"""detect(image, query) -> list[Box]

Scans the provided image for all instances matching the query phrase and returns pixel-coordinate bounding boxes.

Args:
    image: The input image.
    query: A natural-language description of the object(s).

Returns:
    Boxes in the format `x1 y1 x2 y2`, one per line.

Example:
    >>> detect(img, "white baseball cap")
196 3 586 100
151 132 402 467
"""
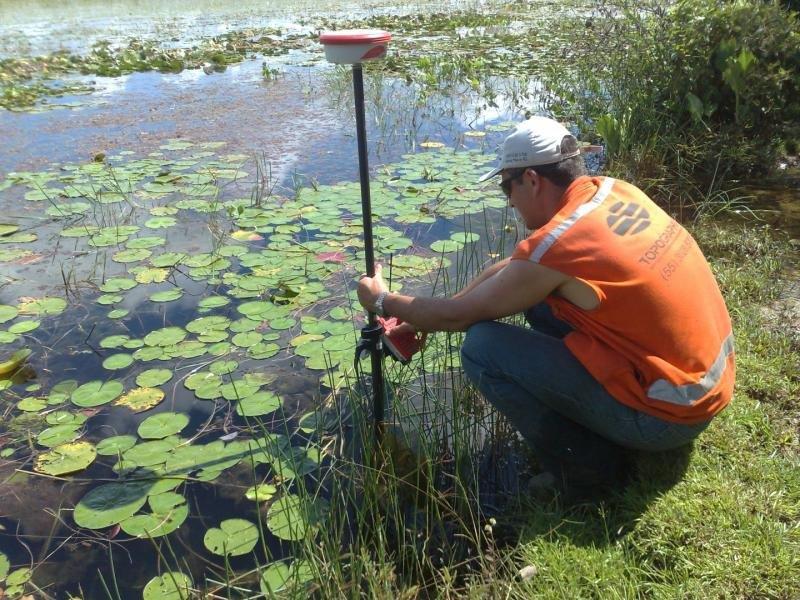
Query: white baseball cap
478 116 580 182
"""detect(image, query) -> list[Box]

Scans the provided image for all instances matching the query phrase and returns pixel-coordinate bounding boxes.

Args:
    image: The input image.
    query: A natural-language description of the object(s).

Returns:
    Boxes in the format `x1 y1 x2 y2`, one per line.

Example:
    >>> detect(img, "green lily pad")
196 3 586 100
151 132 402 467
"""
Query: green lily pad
208 360 238 375
71 380 124 407
136 369 173 387
108 308 130 319
203 518 259 556
198 296 230 310
120 502 188 538
34 440 96 476
244 483 278 502
74 480 152 529
99 278 138 293
96 435 137 456
0 224 19 237
219 380 260 401
0 551 9 582
266 494 329 541
247 342 280 360
37 424 82 448
102 353 134 370
127 236 166 249
430 239 463 253
100 335 131 349
122 439 176 467
112 248 151 263
142 572 192 600
17 296 67 316
49 379 78 404
138 412 189 439
144 327 186 347
144 216 177 229
45 411 87 426
235 391 282 417
150 289 183 303
8 320 39 334
0 305 18 324
17 397 47 412
259 560 314 595
6 567 31 586
232 331 262 348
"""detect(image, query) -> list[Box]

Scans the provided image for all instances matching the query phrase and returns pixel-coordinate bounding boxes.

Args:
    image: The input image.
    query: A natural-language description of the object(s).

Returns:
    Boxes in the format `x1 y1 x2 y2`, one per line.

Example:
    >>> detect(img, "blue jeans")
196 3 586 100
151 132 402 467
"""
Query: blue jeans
461 304 710 487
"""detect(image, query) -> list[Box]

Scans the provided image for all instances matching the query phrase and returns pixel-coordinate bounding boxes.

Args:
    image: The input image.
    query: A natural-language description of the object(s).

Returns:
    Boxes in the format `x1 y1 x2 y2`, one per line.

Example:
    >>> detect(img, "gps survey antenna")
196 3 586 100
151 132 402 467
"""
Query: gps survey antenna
319 29 392 436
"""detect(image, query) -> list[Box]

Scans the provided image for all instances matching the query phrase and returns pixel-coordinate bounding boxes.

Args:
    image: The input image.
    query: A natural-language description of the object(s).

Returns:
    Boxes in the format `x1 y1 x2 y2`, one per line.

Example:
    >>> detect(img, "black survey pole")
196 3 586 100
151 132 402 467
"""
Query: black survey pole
352 63 385 434
319 29 392 440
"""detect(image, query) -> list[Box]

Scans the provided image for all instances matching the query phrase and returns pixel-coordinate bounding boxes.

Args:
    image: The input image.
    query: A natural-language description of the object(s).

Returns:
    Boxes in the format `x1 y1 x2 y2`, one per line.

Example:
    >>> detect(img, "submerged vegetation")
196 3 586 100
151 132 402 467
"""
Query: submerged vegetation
0 0 798 598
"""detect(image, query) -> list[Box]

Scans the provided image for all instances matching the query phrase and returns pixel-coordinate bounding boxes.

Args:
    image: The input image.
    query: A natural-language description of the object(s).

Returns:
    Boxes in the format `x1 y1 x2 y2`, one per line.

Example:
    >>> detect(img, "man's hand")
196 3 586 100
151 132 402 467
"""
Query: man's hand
357 263 389 313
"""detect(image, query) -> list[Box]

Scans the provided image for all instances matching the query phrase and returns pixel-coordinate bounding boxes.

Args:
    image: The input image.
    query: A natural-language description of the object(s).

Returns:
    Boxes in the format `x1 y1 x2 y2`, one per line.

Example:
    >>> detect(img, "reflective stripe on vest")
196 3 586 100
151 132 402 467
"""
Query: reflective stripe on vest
530 177 616 263
647 333 735 406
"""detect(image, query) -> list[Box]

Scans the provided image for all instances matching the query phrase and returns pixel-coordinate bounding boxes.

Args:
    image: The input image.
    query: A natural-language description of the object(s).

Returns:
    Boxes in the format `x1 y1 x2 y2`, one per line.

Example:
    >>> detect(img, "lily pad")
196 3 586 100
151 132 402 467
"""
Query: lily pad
71 380 124 407
17 296 67 316
266 494 329 541
244 483 278 502
0 551 8 582
203 518 259 556
112 248 151 263
37 424 82 448
144 327 186 347
0 305 19 324
34 440 96 476
8 320 39 334
138 412 189 439
102 353 134 370
142 572 192 600
136 368 173 387
74 480 152 529
114 387 165 412
150 289 183 303
96 435 137 456
236 391 282 417
99 278 137 293
120 502 188 538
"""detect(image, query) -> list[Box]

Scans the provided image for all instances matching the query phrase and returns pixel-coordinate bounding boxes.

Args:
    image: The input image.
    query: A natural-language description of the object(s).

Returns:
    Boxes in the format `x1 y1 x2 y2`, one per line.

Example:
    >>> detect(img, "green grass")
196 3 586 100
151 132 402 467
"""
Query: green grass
280 220 799 599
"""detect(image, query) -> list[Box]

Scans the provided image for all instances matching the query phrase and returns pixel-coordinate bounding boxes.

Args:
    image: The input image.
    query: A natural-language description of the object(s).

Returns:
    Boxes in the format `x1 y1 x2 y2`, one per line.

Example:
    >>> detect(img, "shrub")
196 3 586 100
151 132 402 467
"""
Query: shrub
544 0 800 204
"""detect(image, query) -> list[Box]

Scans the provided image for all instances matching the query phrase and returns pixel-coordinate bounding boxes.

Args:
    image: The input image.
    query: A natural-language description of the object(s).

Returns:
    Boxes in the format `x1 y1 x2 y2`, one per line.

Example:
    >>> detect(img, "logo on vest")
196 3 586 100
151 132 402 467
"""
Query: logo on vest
607 201 651 236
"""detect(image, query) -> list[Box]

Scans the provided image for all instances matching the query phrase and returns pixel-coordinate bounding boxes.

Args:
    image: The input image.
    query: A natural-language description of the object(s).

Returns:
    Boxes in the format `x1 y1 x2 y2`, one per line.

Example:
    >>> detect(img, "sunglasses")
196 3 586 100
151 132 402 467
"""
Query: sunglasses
499 169 527 198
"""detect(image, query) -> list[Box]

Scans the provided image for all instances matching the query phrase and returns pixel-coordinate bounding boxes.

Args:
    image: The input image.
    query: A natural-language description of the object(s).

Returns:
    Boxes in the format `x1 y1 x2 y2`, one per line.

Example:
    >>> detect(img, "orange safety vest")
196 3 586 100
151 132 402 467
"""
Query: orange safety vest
512 176 735 424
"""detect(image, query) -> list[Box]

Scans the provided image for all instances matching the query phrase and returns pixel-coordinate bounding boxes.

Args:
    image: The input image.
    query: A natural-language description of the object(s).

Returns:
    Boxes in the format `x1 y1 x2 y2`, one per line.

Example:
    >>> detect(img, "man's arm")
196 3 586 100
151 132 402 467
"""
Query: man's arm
358 260 569 332
452 257 511 299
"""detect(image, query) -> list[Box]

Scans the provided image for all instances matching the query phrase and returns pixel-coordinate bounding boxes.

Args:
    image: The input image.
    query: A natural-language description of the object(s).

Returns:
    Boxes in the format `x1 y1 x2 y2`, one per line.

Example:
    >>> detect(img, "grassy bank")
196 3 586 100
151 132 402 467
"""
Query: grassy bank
253 218 799 599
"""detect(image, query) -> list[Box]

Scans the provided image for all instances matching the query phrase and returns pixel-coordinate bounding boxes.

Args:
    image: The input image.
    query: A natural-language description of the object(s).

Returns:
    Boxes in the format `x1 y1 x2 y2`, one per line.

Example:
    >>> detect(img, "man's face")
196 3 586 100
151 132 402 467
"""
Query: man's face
501 168 543 230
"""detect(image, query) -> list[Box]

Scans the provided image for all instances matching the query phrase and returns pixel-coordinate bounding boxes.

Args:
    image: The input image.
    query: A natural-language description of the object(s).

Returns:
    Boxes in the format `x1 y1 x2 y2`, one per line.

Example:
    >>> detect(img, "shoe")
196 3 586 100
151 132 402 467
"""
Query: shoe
379 316 426 364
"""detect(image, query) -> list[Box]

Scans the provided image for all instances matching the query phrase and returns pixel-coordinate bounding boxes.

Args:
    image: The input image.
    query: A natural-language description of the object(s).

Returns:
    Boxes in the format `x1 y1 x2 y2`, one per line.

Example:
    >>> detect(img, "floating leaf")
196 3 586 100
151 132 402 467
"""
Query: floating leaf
96 435 137 456
0 551 8 582
138 412 189 439
17 397 47 412
266 494 329 541
108 308 129 319
136 369 173 387
45 410 86 426
8 320 39 334
236 391 281 417
430 239 463 253
120 502 188 538
244 483 278 502
99 278 137 293
71 380 124 407
142 572 192 600
0 305 19 324
144 327 186 347
34 440 96 476
112 248 151 263
74 480 152 529
17 296 66 316
203 519 259 556
102 353 134 370
0 348 32 378
37 424 82 448
114 387 165 412
247 342 280 360
149 289 183 303
0 224 19 237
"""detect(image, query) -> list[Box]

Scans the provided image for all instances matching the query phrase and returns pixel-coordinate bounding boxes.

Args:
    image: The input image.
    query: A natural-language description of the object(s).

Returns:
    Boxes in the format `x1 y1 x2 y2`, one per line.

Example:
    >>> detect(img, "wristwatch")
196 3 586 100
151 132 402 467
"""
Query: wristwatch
374 291 389 317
